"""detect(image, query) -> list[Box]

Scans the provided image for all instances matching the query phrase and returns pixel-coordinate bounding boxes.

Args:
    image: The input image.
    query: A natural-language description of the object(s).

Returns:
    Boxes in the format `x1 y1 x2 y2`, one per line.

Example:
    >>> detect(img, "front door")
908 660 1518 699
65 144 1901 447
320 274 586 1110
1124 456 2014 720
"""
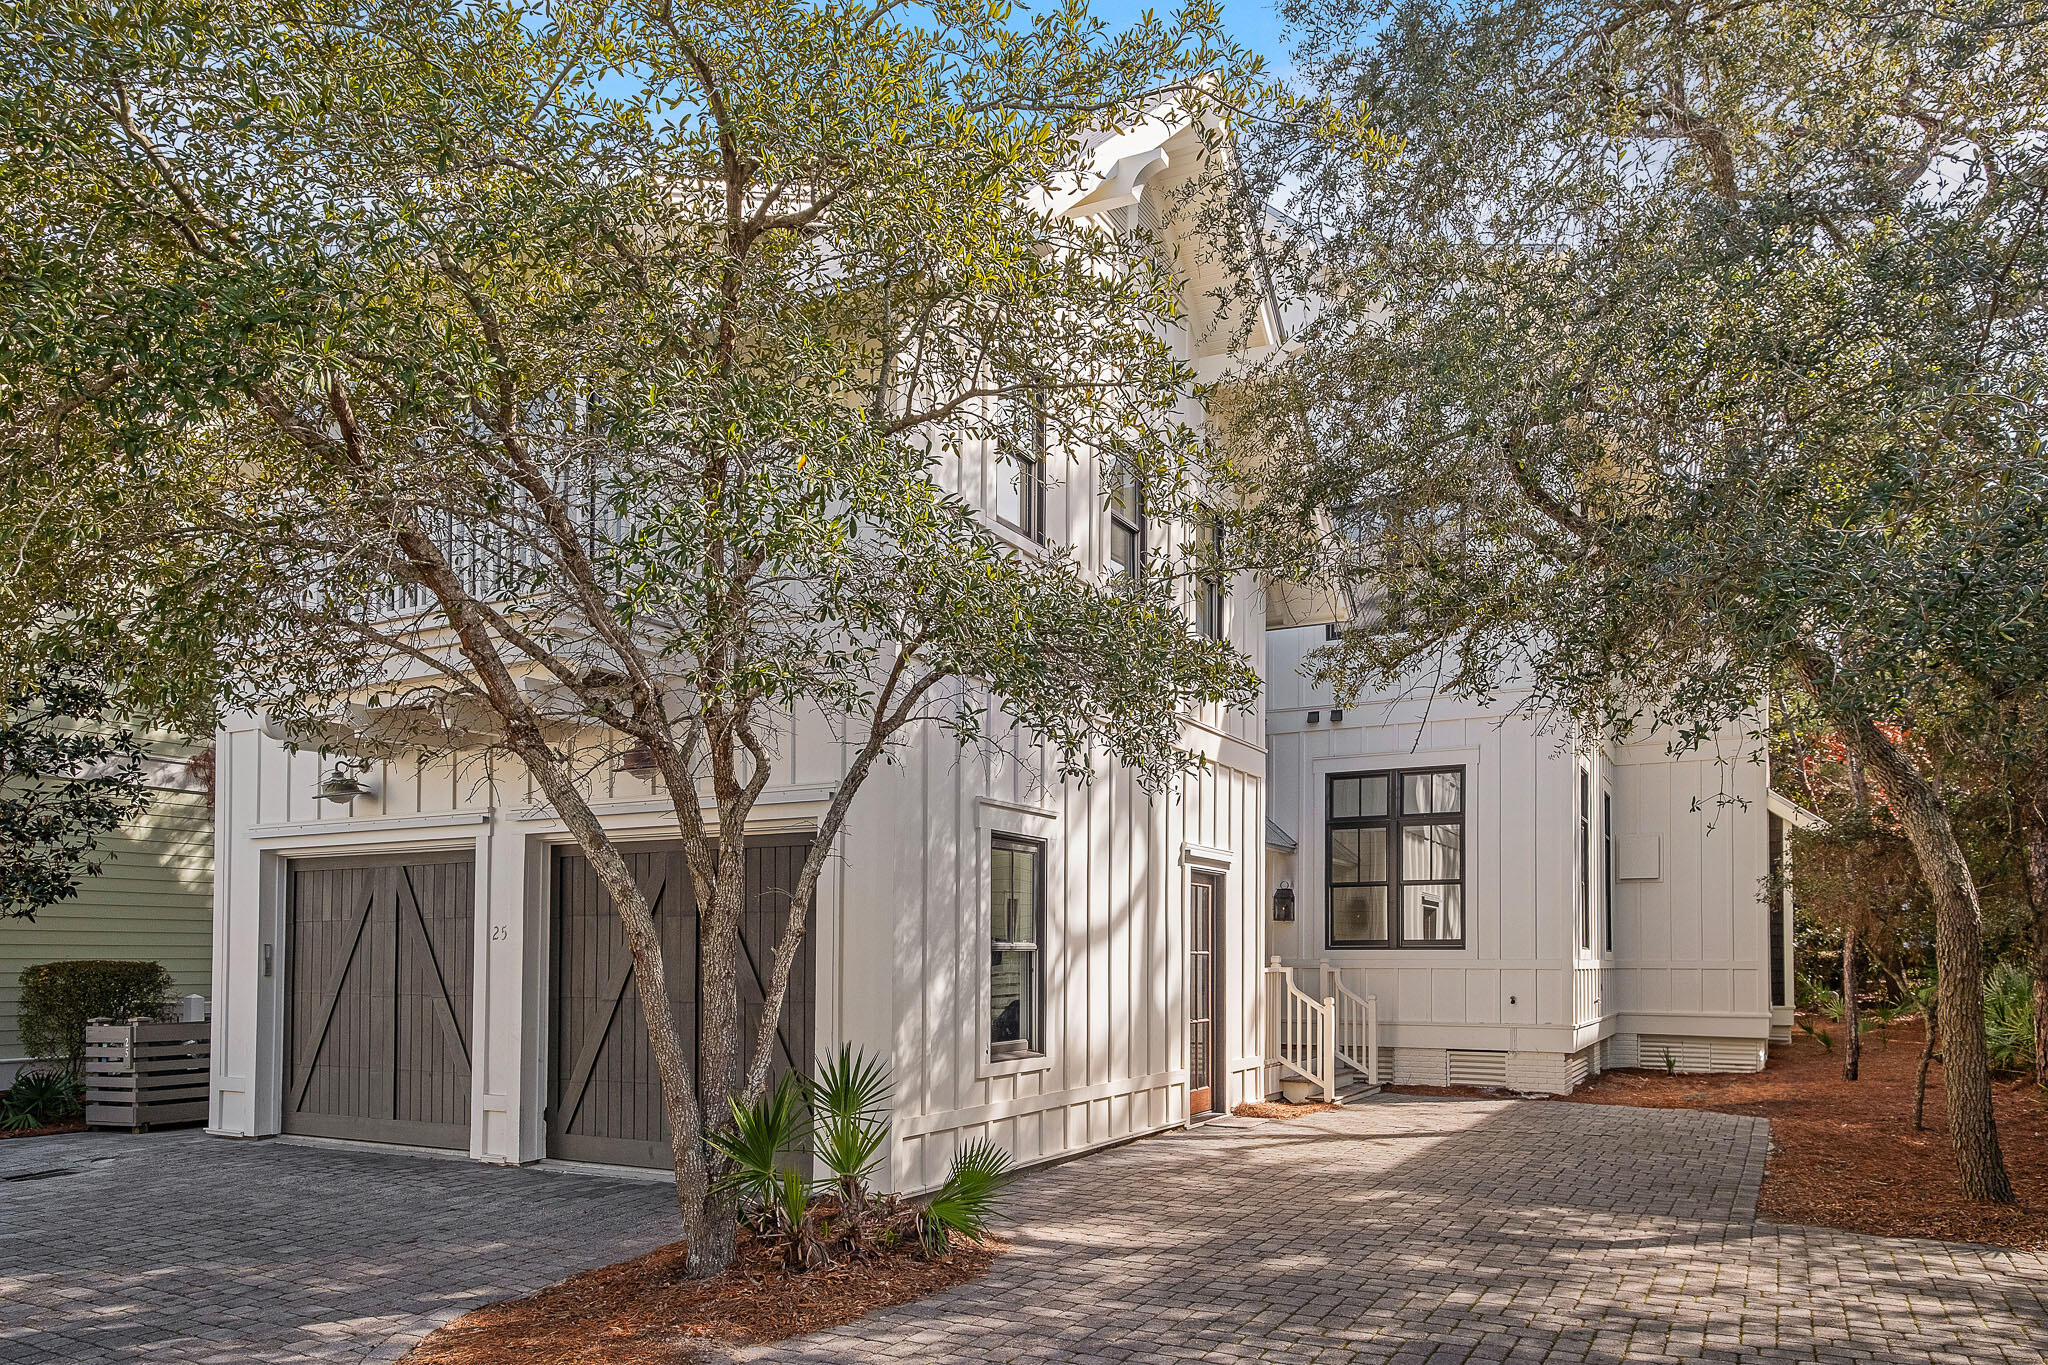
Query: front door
1189 872 1225 1116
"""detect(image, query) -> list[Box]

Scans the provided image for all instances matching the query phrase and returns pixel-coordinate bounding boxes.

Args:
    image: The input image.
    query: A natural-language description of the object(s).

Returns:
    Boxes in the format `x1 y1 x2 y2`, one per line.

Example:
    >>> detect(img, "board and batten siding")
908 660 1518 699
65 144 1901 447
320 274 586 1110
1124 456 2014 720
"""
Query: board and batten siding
1263 623 1772 1082
1 780 214 1072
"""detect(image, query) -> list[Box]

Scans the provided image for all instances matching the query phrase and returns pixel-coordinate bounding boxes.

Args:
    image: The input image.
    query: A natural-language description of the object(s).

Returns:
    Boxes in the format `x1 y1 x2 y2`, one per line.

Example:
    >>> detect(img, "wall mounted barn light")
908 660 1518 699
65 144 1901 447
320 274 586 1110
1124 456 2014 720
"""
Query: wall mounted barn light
613 744 659 774
317 759 374 804
1273 881 1296 921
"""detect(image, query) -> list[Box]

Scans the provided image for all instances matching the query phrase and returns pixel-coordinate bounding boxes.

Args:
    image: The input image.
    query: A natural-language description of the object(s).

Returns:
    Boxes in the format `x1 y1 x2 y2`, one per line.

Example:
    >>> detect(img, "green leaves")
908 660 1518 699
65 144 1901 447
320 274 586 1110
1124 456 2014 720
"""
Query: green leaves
803 1044 890 1198
706 1071 810 1207
1231 0 2048 755
918 1136 1013 1253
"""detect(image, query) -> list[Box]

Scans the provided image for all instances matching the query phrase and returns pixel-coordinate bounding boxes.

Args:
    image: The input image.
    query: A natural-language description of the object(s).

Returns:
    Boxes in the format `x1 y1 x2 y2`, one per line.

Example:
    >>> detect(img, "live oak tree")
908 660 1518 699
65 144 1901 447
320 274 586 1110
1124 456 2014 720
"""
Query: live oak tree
1224 0 2048 1200
1 0 1258 1273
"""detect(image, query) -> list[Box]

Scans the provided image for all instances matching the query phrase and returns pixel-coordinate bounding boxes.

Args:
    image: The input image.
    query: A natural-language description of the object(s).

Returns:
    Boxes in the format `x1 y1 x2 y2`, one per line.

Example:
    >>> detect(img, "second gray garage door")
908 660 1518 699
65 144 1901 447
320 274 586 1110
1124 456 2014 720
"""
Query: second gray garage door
549 837 813 1167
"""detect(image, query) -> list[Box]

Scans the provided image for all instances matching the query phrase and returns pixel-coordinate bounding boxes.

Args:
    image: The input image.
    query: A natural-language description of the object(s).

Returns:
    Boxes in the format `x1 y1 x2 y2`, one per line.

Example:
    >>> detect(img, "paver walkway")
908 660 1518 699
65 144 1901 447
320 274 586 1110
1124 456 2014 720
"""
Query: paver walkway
3 1097 2044 1363
0 1131 674 1362
752 1098 2048 1365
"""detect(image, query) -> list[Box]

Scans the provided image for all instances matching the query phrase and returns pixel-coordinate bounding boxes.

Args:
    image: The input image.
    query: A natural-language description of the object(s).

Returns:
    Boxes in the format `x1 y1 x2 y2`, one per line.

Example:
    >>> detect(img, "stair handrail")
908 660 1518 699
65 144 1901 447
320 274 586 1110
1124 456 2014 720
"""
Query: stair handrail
1265 956 1337 1101
1319 959 1380 1088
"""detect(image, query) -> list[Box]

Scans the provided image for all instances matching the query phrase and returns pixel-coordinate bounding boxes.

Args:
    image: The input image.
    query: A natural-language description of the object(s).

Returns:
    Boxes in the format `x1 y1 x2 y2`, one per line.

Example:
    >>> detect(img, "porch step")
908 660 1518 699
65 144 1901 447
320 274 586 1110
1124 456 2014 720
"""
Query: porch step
1336 1075 1383 1104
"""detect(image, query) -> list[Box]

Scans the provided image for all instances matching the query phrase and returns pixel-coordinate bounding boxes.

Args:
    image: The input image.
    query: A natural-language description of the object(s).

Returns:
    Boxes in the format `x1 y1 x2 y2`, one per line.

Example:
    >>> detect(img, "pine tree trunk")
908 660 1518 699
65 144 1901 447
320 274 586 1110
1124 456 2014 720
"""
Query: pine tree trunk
1845 726 2014 1203
1913 1012 1937 1133
1842 926 1861 1081
2023 803 2048 1091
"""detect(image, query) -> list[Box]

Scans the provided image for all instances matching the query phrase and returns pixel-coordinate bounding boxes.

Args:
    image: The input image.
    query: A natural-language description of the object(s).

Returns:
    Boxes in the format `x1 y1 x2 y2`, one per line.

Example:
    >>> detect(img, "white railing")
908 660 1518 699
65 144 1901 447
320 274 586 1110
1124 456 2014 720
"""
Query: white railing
1316 960 1380 1087
1265 957 1336 1101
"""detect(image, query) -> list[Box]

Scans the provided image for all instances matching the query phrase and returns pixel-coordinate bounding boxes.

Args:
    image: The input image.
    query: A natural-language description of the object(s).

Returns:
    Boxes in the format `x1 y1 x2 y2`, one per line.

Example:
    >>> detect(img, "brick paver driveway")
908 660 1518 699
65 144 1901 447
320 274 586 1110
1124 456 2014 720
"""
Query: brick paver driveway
0 1130 674 1363
757 1097 2048 1365
5 1098 2046 1364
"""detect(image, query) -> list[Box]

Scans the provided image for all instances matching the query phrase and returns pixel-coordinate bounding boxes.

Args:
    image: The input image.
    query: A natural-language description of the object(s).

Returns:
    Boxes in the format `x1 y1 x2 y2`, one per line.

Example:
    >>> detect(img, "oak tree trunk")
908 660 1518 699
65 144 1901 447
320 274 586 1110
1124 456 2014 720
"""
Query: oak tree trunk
524 753 716 1257
689 830 750 1279
1848 727 2015 1203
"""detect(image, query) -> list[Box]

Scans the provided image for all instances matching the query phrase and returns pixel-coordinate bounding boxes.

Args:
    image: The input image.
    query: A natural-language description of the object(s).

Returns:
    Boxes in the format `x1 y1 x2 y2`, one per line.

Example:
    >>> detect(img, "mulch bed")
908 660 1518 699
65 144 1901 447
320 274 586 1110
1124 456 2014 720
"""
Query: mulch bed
404 1229 1003 1365
1233 1100 1342 1119
1560 1016 2048 1249
0 1119 86 1141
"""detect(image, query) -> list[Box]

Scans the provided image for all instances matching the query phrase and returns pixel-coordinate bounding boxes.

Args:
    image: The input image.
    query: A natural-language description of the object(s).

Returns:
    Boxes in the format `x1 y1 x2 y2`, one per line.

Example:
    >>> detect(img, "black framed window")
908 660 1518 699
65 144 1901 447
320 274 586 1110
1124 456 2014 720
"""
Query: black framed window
990 835 1044 1058
1108 464 1144 580
993 400 1046 542
1602 789 1614 954
1577 766 1591 952
1326 767 1464 948
1196 514 1224 640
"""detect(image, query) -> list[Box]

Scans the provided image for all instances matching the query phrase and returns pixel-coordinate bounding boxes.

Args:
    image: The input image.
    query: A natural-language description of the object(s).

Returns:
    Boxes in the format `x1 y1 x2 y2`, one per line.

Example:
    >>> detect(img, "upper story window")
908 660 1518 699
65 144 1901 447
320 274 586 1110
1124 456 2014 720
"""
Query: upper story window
990 834 1044 1059
1577 765 1591 953
993 398 1045 543
1602 787 1615 954
1107 463 1144 581
1327 767 1465 949
1196 514 1224 640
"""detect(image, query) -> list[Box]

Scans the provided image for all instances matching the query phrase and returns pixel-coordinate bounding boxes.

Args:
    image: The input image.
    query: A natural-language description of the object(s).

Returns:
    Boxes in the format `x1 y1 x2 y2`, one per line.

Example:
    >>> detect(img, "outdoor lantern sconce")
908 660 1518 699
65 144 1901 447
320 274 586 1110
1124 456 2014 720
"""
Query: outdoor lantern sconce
1273 882 1295 921
316 759 374 804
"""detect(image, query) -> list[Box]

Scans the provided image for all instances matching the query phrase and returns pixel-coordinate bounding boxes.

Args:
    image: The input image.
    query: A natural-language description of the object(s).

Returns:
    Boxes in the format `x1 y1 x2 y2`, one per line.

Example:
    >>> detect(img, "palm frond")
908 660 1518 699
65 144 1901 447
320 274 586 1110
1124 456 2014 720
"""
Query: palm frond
706 1073 810 1205
805 1045 891 1191
919 1138 1014 1254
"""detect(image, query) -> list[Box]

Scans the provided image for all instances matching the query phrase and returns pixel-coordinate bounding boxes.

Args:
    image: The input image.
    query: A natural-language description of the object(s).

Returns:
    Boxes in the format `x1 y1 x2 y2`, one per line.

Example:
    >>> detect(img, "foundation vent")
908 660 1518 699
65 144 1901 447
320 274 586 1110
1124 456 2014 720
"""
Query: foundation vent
1446 1050 1509 1088
1635 1036 1766 1074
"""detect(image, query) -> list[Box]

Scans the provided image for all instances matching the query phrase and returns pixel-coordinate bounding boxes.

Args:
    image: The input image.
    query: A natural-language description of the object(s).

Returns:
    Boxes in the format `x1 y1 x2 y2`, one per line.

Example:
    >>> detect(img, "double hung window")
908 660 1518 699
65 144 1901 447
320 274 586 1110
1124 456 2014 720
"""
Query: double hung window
1108 465 1144 580
989 835 1044 1058
993 400 1046 542
1196 514 1224 640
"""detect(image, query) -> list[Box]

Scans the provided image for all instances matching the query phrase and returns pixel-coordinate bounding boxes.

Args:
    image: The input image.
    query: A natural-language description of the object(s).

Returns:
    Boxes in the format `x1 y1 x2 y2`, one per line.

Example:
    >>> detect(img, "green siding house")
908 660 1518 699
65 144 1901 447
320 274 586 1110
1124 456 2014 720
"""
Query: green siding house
1 743 215 1085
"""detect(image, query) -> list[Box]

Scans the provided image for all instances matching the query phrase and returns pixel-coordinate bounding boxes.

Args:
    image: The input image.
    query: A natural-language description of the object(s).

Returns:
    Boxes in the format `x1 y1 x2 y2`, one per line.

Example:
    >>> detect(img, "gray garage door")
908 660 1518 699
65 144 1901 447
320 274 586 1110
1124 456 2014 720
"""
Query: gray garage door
549 836 813 1167
283 854 475 1149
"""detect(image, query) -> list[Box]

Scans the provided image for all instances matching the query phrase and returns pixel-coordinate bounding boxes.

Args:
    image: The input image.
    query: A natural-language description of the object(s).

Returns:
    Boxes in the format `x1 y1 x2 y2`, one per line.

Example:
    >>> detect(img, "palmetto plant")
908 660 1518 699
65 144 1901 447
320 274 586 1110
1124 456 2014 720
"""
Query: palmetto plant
1983 965 2036 1074
804 1046 890 1210
919 1139 1015 1254
707 1073 810 1213
710 1049 1013 1266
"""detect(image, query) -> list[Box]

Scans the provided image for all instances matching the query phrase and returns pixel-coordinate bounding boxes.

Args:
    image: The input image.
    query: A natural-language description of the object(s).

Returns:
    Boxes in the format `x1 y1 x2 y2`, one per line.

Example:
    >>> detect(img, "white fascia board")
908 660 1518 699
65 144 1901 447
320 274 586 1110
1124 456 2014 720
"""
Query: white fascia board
1766 790 1828 832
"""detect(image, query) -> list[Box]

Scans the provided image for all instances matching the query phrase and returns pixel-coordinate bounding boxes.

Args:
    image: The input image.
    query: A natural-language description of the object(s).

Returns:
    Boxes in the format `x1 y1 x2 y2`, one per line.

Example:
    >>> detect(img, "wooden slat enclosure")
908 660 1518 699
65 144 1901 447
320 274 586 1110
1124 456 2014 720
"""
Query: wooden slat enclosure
549 836 814 1168
84 1020 211 1130
283 854 475 1149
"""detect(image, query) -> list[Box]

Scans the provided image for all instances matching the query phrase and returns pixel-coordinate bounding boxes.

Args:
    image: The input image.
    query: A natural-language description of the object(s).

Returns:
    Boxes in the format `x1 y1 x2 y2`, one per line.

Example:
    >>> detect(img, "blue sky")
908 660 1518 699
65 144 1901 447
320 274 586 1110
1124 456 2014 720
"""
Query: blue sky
1089 0 1292 63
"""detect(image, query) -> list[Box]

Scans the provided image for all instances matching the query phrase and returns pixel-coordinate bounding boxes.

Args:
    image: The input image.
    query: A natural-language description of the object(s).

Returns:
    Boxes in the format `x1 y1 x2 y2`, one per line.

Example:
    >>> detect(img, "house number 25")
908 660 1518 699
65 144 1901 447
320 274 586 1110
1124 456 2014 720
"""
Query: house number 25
490 925 511 941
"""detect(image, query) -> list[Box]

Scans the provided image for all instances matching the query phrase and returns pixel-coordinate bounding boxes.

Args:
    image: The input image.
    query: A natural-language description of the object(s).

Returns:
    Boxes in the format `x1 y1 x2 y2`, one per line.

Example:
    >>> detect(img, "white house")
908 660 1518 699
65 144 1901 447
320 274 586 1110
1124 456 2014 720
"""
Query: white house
1263 621 1804 1094
207 113 1804 1190
206 112 1276 1190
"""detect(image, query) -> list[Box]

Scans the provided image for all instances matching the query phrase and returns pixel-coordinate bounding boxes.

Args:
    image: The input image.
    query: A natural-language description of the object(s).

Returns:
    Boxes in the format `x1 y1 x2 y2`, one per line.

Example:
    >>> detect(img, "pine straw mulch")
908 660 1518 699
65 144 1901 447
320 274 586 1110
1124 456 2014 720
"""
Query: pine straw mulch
1233 1100 1343 1119
403 1228 1004 1365
1560 1016 2048 1249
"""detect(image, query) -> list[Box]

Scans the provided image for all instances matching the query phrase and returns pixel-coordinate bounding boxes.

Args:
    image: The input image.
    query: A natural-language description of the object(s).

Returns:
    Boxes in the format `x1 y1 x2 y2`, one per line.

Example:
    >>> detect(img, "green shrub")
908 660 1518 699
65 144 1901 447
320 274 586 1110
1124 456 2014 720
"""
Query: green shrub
1983 963 2036 1074
17 959 173 1078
